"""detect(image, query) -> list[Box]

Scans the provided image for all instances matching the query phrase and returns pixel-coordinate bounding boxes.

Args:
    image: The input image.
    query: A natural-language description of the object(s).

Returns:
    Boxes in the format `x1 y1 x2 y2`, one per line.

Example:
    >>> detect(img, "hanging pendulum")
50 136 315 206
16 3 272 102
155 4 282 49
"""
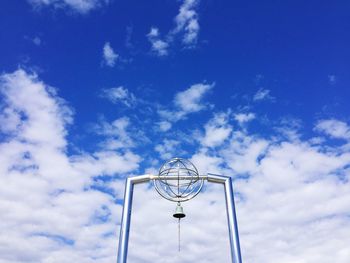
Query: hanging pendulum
173 202 185 252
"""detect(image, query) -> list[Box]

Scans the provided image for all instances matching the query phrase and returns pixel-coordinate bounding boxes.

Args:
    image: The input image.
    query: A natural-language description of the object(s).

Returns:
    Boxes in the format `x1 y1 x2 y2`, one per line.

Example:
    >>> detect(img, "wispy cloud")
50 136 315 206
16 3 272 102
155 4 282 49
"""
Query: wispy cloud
28 0 110 14
274 117 303 142
102 42 119 67
155 139 182 160
157 120 172 132
32 36 41 45
100 86 136 107
24 35 42 46
158 82 214 125
174 82 212 114
315 119 350 140
253 88 274 101
328 74 337 85
94 117 135 150
146 28 169 57
146 0 201 56
173 0 200 46
234 112 255 125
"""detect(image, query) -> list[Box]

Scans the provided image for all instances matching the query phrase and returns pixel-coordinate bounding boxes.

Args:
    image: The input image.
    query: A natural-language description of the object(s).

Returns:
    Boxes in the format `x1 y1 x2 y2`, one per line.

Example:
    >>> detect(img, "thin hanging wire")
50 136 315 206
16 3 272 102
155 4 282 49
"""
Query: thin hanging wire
177 164 181 252
178 218 181 252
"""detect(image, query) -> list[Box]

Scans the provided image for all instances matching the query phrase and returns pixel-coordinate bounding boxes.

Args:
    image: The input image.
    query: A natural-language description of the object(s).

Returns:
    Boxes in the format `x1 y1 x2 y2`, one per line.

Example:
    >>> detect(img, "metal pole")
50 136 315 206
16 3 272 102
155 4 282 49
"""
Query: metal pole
224 177 243 263
117 177 133 263
117 175 151 263
208 174 242 263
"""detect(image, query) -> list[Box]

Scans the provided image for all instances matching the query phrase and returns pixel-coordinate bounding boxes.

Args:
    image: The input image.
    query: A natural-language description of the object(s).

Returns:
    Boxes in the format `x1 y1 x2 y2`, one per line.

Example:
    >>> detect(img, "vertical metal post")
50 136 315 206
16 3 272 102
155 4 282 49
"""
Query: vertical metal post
117 175 151 263
117 177 133 263
224 177 243 263
208 174 242 263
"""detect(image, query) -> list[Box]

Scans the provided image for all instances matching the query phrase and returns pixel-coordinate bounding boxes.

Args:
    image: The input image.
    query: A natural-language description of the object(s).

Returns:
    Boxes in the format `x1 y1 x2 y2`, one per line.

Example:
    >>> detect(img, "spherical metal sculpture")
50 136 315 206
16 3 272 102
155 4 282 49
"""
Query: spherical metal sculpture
153 157 204 251
153 157 204 203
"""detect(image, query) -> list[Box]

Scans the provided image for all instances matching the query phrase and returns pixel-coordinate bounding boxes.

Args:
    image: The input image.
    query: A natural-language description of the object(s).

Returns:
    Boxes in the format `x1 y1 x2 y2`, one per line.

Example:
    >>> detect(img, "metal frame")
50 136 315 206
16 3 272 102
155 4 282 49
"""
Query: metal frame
117 173 243 263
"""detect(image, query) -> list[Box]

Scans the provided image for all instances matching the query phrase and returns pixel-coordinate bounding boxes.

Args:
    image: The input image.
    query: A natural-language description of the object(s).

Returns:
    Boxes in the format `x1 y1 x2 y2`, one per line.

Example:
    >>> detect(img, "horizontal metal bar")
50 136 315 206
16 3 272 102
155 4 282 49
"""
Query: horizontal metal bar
129 174 152 184
150 175 208 180
127 174 228 184
127 174 232 185
207 173 230 184
130 174 231 182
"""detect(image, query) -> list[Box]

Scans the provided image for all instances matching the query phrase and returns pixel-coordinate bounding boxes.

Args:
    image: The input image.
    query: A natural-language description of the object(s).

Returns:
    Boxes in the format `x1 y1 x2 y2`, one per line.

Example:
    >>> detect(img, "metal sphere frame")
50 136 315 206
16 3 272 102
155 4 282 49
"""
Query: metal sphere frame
153 157 204 203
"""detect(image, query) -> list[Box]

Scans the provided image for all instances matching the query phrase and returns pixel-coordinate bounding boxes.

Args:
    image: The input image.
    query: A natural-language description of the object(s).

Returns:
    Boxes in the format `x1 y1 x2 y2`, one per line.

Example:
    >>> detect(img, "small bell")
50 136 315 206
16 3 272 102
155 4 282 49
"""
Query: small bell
173 202 186 219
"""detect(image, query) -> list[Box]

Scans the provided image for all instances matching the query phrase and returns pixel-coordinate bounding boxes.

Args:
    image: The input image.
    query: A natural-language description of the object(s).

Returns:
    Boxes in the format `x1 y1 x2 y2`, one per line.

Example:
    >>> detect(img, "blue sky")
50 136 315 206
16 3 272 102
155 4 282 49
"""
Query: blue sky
1 0 350 262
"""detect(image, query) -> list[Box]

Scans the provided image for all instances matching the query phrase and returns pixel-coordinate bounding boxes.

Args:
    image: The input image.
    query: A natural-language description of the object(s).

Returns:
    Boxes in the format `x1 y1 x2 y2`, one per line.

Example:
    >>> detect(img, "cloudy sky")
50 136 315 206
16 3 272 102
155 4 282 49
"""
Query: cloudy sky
1 0 350 262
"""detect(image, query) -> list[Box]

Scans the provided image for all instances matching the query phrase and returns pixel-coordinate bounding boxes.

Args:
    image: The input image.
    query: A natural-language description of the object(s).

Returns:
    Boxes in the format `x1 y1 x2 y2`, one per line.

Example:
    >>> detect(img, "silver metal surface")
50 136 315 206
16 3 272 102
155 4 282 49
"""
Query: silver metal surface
153 158 204 203
117 173 243 263
117 175 151 263
151 175 208 180
208 173 243 263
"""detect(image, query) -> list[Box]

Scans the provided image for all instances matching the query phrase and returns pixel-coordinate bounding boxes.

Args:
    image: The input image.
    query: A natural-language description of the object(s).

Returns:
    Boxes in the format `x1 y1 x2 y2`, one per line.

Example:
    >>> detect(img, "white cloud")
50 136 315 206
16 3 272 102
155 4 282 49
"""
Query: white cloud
100 86 136 107
158 82 213 124
221 131 269 175
155 139 182 160
275 117 302 142
158 121 172 132
0 69 140 262
127 125 350 262
140 117 350 259
173 0 200 46
146 0 201 56
234 112 255 125
146 27 169 57
186 121 350 262
201 112 232 148
191 151 225 175
102 42 119 67
92 116 148 153
174 83 213 114
2 69 350 263
315 119 350 140
253 88 273 101
28 0 109 14
94 117 135 150
0 69 72 148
